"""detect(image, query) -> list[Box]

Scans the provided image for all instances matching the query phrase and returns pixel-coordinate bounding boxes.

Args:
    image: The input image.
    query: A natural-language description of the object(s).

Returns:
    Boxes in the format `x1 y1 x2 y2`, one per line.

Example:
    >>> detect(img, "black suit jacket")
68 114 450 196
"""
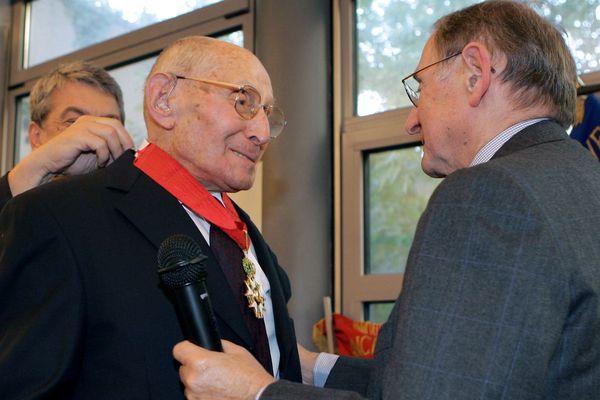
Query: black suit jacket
0 172 11 211
0 151 301 399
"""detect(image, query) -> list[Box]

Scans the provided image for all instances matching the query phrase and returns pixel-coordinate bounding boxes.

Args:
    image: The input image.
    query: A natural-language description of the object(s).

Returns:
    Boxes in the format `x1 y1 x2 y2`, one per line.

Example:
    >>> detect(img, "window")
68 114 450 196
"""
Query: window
2 0 252 169
364 301 394 324
14 96 30 163
338 0 600 322
25 0 226 68
365 145 440 276
109 58 158 149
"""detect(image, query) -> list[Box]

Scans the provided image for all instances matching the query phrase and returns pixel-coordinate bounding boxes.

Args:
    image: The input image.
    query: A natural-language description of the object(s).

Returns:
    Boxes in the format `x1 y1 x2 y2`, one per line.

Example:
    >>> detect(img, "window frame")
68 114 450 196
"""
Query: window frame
580 71 600 94
339 0 422 320
9 0 250 85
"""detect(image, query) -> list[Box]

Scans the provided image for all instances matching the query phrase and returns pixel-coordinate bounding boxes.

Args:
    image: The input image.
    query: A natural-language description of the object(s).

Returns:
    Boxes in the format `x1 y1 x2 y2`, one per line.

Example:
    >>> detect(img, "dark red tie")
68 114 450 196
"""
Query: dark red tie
209 225 274 375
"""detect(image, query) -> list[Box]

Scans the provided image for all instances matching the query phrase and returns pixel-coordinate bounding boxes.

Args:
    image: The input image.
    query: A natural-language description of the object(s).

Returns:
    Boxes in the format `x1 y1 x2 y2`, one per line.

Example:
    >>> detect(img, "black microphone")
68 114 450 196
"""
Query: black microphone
157 234 223 351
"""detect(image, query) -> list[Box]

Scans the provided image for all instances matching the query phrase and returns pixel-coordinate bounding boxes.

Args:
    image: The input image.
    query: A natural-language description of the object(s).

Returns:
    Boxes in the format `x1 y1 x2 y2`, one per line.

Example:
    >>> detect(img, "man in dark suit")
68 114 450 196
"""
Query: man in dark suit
172 1 600 399
0 61 133 210
0 36 300 398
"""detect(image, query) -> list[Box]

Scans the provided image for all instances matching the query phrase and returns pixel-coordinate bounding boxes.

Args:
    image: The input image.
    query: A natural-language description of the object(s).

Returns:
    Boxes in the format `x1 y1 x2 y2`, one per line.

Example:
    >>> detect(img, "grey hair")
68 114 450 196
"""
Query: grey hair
29 60 125 125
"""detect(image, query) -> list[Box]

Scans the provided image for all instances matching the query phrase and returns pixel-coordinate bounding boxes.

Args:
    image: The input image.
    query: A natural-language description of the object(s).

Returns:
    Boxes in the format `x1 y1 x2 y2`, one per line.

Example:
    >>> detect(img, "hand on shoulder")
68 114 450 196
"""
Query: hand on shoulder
8 116 134 196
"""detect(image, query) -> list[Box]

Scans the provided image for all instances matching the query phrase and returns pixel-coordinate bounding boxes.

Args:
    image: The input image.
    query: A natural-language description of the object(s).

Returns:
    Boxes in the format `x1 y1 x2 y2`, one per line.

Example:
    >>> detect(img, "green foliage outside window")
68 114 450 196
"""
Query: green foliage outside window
356 0 600 116
366 146 440 275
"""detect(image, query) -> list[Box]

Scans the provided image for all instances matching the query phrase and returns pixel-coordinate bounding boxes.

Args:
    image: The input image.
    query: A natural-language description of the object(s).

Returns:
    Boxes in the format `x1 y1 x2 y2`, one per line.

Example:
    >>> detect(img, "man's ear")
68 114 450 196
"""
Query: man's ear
461 42 493 107
145 72 177 130
28 121 44 150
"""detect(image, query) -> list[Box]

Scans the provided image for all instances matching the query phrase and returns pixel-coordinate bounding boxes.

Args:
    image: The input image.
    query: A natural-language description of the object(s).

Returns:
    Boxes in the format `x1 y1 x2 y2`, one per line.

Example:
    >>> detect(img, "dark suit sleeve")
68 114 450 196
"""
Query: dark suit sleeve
261 380 367 400
259 353 374 399
326 356 373 394
0 172 13 212
0 195 84 398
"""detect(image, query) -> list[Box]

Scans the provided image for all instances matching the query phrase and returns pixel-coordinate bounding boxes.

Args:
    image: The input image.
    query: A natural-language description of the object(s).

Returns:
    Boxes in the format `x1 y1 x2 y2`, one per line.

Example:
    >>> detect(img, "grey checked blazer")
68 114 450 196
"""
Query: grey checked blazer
262 120 600 399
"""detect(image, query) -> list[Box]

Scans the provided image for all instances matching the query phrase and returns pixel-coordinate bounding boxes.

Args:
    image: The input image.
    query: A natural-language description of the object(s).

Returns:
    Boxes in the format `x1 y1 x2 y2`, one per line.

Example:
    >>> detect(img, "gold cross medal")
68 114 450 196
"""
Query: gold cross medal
242 254 265 318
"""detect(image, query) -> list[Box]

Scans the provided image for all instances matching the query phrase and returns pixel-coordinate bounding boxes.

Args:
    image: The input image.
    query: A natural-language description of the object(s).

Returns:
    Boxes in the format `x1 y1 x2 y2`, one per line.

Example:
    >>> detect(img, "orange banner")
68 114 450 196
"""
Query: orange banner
312 313 382 358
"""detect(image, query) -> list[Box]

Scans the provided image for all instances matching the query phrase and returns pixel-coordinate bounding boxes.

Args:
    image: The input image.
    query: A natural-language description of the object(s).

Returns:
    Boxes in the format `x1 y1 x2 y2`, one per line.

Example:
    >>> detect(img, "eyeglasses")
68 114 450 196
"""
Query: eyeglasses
171 74 287 139
401 52 462 107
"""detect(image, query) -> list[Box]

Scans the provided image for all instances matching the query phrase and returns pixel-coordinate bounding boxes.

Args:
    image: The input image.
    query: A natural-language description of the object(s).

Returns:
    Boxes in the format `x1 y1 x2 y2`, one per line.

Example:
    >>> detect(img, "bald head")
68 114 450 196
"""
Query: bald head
149 36 266 82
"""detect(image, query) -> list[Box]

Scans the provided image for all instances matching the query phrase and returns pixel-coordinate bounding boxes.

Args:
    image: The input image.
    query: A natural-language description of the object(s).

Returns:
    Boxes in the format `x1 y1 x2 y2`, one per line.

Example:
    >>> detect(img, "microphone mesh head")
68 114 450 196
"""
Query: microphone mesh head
157 234 207 288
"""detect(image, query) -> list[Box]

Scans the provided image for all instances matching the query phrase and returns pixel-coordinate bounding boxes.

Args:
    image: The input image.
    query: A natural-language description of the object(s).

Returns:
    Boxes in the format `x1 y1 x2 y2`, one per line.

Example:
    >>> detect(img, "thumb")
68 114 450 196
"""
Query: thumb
173 340 207 363
221 339 246 355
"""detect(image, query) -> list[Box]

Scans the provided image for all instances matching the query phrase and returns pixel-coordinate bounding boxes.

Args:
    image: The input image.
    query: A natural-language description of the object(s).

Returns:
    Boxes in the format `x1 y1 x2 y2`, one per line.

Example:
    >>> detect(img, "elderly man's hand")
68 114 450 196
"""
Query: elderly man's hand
173 340 276 400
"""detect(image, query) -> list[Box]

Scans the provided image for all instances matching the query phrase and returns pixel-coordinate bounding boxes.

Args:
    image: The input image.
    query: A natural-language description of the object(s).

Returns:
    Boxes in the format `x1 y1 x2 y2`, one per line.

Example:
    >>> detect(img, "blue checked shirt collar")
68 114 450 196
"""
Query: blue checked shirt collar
470 118 548 167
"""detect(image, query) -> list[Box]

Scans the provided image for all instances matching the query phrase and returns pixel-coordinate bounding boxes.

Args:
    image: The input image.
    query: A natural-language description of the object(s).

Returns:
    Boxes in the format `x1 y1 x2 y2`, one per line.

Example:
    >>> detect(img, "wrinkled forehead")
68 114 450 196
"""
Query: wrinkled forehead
201 47 274 103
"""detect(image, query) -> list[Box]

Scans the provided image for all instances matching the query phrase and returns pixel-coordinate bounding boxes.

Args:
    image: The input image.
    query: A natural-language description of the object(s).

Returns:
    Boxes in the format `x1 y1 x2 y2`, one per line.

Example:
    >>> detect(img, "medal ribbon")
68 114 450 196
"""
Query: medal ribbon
134 143 248 250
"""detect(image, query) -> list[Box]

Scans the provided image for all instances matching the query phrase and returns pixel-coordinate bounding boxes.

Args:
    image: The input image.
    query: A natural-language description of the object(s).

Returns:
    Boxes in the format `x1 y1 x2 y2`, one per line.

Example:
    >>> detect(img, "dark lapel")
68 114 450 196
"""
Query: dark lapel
0 173 12 209
492 120 567 160
106 151 252 347
234 203 296 373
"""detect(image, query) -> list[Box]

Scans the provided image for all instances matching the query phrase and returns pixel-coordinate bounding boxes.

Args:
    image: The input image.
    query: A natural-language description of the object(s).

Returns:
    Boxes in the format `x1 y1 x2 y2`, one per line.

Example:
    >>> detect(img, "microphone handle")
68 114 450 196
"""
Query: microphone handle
172 280 223 351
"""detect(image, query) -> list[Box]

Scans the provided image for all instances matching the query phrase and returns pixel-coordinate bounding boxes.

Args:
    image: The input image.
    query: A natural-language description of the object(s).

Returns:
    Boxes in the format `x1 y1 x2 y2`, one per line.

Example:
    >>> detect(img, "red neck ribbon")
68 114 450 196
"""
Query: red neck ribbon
134 143 248 251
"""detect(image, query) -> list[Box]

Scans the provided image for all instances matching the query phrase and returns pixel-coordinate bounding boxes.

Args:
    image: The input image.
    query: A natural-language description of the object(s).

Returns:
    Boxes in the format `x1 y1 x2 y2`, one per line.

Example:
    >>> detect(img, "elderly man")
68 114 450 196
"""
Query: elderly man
0 36 300 398
0 60 133 209
172 1 600 399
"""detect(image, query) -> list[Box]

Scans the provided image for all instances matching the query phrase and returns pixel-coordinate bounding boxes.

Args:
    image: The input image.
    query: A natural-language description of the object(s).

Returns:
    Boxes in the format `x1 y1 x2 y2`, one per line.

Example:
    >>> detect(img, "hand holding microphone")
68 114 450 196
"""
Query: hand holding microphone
157 234 222 351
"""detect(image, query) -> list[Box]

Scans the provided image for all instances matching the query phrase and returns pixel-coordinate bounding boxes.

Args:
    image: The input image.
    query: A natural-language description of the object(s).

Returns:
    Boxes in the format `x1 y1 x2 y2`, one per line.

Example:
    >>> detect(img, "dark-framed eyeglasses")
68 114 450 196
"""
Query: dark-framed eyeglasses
170 74 287 139
401 52 462 107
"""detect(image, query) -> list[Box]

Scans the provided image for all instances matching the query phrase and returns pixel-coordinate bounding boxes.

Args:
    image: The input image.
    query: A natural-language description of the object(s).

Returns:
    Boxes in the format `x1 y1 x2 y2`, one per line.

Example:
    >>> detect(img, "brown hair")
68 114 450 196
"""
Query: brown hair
434 0 576 128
